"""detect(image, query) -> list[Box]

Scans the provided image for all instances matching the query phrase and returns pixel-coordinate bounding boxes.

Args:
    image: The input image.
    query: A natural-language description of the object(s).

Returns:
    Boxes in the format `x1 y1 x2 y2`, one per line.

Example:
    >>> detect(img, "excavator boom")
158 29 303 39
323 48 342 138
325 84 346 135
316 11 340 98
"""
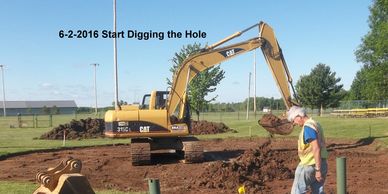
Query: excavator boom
167 22 296 120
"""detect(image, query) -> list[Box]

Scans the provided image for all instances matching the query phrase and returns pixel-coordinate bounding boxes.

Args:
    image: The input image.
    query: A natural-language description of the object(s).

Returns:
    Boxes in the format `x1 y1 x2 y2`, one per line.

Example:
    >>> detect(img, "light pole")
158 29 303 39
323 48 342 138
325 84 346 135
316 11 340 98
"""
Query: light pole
253 49 257 117
246 72 251 120
113 0 120 110
0 65 5 117
91 63 99 115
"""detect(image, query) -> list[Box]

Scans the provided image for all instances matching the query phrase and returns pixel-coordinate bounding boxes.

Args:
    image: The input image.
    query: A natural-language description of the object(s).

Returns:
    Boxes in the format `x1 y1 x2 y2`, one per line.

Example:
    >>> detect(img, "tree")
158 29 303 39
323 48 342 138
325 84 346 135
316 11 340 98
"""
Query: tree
42 106 50 115
355 0 387 68
188 66 225 120
296 64 344 115
349 65 388 101
111 100 128 107
168 43 225 120
51 105 60 115
348 69 367 100
351 0 388 100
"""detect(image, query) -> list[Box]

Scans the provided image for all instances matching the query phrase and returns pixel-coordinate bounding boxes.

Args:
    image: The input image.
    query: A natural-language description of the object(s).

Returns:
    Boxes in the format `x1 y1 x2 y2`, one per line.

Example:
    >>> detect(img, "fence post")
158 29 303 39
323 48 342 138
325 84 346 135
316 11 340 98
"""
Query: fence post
63 128 66 147
336 157 347 194
147 178 160 194
369 124 372 138
17 113 22 128
33 114 36 128
35 114 38 128
49 114 53 127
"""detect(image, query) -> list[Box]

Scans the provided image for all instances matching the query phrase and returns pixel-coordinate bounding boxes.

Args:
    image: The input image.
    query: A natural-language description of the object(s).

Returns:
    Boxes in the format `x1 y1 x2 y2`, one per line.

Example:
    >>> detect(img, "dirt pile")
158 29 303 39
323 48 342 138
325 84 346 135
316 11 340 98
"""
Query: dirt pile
40 118 105 140
258 114 294 135
190 120 231 135
40 119 229 140
191 140 293 193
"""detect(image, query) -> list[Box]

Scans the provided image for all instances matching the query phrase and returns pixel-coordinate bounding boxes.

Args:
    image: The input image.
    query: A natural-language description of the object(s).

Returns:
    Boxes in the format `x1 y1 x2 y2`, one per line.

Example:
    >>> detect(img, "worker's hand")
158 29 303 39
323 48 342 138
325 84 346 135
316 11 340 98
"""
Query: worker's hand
315 171 323 182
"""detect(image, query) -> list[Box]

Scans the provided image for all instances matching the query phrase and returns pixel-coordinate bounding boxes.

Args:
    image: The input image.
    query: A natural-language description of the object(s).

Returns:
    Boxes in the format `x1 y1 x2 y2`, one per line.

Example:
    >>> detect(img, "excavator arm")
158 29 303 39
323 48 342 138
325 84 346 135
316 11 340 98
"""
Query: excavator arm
167 21 297 120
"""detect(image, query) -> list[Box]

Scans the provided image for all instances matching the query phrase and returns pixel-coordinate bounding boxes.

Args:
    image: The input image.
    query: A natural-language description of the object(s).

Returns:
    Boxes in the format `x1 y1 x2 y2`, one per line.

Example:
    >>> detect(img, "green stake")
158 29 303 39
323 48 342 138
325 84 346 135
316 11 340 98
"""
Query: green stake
148 178 160 194
336 157 346 194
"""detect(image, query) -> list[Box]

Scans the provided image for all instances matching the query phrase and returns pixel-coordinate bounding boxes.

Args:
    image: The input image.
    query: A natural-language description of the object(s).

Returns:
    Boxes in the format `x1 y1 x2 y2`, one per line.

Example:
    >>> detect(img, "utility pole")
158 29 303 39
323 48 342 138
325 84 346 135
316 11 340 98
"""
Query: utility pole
253 49 257 117
0 65 6 117
91 63 99 115
113 0 120 110
246 72 251 120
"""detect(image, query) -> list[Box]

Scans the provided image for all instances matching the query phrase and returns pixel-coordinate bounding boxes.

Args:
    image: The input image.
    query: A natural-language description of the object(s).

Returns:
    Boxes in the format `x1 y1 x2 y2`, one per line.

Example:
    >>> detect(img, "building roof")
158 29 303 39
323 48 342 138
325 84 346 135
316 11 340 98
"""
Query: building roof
0 100 77 109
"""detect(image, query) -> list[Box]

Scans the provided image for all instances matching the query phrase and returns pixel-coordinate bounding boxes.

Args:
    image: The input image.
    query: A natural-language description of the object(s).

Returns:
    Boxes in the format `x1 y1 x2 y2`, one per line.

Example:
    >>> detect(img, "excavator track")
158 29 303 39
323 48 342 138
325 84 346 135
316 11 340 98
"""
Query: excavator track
182 139 203 163
131 140 151 166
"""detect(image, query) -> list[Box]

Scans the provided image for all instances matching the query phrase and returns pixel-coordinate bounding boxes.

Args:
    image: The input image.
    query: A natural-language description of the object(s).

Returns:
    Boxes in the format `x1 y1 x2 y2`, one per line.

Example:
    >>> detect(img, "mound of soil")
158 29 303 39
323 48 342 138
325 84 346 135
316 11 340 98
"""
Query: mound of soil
40 118 105 140
40 118 229 140
191 140 293 193
190 120 231 135
259 114 294 135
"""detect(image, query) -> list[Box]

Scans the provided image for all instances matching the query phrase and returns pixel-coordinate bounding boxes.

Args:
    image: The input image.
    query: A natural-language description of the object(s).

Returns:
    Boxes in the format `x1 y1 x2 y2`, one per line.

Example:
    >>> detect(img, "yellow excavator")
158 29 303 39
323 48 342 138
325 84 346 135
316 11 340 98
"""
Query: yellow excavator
104 21 298 165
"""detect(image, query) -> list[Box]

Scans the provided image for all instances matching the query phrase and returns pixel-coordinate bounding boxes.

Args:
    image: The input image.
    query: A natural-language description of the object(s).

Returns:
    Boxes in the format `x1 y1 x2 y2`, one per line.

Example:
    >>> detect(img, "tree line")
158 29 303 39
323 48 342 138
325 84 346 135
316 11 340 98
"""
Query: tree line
202 97 286 112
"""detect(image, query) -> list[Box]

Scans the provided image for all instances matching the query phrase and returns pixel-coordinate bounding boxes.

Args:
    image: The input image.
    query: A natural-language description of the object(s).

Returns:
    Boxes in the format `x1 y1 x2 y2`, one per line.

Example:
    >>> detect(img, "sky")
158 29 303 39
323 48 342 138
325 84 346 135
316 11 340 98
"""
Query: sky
0 0 372 107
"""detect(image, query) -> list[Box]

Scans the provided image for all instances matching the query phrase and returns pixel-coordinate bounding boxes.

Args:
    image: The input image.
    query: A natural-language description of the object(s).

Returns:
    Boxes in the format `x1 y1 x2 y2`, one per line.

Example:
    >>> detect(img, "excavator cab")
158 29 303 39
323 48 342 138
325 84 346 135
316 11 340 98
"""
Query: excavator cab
140 91 168 110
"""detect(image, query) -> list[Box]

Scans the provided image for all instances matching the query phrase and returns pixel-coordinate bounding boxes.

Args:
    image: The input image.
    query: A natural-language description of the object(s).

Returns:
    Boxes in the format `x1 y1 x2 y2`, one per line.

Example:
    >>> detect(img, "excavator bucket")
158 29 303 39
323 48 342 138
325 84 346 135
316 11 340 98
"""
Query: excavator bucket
258 114 294 135
33 158 95 194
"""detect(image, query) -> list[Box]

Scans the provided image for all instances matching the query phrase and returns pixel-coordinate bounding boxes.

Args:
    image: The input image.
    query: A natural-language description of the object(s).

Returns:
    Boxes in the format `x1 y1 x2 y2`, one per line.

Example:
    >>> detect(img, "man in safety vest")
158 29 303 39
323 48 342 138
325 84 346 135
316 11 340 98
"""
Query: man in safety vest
287 106 329 194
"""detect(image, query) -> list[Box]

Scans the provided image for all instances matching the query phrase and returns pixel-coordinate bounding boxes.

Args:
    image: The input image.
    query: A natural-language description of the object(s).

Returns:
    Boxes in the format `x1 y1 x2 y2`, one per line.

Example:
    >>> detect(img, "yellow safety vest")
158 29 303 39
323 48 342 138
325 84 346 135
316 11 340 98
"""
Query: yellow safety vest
298 118 328 165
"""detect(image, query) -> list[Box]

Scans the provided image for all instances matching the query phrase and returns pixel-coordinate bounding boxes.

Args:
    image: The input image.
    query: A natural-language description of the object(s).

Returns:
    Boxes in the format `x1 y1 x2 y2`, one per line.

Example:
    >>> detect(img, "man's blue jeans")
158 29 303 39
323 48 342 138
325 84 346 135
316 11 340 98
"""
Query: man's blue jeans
291 159 328 194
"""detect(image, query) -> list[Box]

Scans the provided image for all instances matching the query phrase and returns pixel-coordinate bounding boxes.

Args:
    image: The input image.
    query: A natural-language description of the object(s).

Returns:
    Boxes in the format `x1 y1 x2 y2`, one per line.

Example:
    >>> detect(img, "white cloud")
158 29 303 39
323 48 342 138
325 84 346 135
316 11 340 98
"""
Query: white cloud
40 82 54 89
51 90 61 95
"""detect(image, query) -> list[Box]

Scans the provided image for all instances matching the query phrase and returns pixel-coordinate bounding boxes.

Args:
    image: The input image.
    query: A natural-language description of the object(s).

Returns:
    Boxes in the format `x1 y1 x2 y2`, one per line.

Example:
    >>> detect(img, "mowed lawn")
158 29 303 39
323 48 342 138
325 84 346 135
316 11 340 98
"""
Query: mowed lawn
0 113 129 156
200 112 388 147
0 112 387 157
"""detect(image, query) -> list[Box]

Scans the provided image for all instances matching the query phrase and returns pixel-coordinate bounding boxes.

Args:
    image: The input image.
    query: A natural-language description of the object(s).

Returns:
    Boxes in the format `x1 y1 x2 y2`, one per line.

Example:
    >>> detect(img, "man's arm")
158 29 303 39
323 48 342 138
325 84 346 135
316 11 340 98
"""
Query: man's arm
311 139 323 182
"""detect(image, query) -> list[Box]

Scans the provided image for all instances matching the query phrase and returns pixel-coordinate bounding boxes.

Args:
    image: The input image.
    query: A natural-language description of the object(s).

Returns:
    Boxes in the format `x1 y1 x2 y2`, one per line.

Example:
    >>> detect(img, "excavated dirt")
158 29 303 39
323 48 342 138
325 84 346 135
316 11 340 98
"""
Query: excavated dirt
39 118 105 140
40 118 230 139
190 120 231 135
0 137 387 193
259 114 294 135
191 140 293 193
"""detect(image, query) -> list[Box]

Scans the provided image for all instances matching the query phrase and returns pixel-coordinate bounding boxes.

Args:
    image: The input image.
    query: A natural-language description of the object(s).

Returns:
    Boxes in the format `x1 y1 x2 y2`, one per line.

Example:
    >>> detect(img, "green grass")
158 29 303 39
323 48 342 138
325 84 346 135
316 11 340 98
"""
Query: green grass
0 181 145 194
0 112 387 193
199 112 388 146
0 113 129 156
0 181 37 194
0 112 387 156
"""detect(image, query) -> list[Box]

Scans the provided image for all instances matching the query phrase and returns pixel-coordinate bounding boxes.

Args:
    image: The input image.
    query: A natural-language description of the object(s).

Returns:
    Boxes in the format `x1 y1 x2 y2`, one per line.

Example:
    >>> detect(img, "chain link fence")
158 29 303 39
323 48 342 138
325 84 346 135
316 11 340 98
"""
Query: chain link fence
0 112 105 129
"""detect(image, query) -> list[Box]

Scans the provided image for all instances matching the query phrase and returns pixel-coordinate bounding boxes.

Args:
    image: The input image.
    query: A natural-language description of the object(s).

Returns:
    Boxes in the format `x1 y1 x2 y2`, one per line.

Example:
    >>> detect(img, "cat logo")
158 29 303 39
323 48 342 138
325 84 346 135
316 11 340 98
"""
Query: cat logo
139 126 150 132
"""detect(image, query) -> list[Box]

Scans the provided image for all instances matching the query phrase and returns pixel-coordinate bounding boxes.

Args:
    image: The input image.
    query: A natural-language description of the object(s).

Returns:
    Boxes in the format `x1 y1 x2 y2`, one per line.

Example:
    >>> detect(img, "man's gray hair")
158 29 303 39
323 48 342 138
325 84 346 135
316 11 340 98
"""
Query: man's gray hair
287 106 306 122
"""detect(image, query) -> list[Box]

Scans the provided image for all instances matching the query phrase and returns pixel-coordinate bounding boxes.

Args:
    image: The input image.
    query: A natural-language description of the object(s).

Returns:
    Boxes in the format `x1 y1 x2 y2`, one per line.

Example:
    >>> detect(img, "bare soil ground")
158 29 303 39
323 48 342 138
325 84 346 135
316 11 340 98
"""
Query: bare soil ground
0 137 387 194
